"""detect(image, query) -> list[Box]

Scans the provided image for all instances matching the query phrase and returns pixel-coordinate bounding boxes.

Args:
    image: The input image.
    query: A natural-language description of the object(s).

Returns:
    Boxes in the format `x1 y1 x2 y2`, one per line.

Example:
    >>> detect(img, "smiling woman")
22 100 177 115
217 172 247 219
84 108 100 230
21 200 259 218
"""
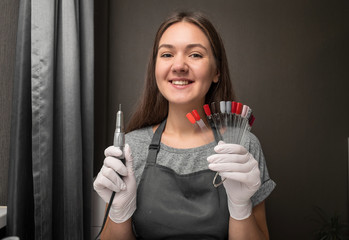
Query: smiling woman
93 11 275 240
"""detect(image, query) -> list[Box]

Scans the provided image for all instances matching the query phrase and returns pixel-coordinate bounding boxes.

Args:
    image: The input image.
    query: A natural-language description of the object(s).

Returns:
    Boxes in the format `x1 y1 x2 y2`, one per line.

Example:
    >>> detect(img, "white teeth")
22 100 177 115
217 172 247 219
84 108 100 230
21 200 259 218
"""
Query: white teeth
172 80 189 85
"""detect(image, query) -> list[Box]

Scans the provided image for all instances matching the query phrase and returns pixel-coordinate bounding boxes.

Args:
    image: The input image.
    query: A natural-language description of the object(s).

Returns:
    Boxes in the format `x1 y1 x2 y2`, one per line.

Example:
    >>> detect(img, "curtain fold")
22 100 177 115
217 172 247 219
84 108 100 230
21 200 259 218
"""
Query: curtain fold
7 0 35 239
8 0 94 239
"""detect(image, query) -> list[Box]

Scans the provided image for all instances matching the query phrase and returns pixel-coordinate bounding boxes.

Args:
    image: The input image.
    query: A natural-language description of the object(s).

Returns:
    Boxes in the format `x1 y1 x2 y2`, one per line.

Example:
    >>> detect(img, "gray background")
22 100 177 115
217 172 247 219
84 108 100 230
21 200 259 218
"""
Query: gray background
94 0 349 239
1 0 348 239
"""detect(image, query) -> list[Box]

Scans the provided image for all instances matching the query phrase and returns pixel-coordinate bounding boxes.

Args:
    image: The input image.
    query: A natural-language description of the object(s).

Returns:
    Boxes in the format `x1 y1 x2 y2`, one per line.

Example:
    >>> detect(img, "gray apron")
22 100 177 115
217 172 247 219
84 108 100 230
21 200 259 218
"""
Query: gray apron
133 119 229 239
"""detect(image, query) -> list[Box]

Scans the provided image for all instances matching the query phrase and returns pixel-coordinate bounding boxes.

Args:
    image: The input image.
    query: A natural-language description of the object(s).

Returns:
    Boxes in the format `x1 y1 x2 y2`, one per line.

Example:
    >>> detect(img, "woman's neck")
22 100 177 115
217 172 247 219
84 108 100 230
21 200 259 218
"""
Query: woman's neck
166 105 194 134
158 103 214 148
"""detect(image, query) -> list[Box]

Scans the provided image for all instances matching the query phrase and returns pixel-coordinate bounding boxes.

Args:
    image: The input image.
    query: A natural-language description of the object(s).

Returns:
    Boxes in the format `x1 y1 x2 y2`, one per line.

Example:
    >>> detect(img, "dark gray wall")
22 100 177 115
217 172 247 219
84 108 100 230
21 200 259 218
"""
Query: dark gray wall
0 0 19 206
94 0 349 238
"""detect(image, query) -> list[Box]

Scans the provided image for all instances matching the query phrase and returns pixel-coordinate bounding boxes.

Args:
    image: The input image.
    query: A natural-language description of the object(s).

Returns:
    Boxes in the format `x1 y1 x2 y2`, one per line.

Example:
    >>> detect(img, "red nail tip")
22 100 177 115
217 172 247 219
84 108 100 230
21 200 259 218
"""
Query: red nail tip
249 115 255 126
191 109 201 121
203 104 211 116
186 113 196 124
236 102 243 114
231 101 237 113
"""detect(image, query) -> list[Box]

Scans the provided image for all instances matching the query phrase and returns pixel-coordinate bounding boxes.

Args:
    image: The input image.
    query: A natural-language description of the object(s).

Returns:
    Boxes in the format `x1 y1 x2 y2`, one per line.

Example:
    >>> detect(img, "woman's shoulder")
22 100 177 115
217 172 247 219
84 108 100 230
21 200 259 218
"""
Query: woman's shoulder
125 126 153 161
242 131 263 153
247 131 261 146
125 126 153 143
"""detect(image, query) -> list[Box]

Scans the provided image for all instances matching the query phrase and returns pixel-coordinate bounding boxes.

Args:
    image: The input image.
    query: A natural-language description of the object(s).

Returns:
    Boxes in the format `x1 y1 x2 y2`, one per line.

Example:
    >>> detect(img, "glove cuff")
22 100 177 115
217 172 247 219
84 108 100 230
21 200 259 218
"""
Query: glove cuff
227 198 252 220
109 197 137 223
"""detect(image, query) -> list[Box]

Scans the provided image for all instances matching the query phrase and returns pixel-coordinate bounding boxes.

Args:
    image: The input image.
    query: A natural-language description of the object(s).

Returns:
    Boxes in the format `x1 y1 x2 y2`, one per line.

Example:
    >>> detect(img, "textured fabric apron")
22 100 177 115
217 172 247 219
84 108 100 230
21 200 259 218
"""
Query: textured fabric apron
133 119 229 239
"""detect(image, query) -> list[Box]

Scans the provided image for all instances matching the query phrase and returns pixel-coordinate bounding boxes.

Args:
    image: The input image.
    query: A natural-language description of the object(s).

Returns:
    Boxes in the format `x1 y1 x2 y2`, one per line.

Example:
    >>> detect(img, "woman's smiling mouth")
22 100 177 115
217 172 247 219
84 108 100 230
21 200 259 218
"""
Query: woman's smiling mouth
170 79 194 86
172 80 189 85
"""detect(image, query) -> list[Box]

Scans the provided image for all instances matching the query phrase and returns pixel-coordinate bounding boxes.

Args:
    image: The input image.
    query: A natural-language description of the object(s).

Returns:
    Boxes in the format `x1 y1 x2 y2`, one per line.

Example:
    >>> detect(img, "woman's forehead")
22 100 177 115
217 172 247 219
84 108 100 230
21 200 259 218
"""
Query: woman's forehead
159 22 211 48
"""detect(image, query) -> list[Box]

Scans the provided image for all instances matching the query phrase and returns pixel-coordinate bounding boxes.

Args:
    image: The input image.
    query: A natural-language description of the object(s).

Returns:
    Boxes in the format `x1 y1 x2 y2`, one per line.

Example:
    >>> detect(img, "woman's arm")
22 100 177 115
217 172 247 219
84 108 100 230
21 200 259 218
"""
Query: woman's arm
101 217 136 240
228 201 269 240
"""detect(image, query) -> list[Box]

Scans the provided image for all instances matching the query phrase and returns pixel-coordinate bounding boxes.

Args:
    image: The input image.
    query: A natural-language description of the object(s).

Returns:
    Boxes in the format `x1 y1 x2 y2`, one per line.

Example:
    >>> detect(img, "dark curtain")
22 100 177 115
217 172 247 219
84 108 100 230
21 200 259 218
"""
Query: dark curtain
7 0 94 239
7 0 34 239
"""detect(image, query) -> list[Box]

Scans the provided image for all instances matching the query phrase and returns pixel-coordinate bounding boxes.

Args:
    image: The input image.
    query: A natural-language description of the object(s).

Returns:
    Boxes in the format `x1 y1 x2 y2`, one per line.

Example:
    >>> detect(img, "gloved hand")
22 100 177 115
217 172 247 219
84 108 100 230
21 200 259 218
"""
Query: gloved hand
93 144 137 223
207 141 261 220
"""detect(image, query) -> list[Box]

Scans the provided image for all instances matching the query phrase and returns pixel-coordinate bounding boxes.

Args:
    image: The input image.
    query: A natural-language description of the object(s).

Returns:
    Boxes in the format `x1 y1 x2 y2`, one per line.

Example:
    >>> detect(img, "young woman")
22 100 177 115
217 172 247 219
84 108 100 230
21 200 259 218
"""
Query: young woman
94 11 276 240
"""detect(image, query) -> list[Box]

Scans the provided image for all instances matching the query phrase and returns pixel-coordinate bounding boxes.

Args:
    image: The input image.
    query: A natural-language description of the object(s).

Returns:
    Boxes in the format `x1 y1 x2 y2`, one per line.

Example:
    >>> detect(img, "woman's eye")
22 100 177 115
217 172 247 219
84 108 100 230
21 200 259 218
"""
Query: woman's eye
160 53 173 58
190 53 203 58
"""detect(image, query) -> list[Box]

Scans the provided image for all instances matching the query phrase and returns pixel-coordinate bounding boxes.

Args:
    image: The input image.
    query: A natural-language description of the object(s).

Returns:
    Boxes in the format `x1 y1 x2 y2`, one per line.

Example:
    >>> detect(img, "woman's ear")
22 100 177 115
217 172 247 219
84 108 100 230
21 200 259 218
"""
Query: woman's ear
213 70 220 83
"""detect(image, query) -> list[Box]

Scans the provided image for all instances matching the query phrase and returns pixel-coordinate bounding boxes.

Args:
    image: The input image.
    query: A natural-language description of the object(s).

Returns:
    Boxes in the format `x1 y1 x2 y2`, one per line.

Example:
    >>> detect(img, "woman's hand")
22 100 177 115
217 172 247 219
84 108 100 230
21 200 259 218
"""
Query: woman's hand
93 144 137 223
208 141 261 220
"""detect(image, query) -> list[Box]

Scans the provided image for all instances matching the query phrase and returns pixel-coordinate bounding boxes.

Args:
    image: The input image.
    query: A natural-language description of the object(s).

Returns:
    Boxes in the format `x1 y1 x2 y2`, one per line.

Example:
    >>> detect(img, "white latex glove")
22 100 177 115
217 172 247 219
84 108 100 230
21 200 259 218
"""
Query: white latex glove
207 141 261 220
93 144 137 223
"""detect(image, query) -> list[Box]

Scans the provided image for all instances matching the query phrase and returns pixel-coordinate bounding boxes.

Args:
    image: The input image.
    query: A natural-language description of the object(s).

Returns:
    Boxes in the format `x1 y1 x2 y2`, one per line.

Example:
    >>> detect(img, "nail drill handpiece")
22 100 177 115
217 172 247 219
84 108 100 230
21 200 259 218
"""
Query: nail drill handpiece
94 104 126 240
114 104 125 160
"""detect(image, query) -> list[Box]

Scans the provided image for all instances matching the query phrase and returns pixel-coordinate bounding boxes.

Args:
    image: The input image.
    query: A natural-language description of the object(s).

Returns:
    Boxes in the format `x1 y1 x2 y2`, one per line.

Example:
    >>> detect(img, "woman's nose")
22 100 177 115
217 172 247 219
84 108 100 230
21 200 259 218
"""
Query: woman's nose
171 55 188 73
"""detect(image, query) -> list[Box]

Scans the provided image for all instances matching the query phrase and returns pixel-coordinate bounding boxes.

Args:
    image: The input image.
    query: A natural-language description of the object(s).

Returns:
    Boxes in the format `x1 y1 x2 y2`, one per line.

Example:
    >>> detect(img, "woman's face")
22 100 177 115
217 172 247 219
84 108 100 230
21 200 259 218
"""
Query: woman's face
155 22 219 107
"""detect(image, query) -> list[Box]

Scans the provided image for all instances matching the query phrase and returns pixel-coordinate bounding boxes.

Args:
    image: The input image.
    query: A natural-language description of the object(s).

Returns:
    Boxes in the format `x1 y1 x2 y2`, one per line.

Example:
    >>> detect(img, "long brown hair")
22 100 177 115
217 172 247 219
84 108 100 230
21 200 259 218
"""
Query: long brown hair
126 11 235 132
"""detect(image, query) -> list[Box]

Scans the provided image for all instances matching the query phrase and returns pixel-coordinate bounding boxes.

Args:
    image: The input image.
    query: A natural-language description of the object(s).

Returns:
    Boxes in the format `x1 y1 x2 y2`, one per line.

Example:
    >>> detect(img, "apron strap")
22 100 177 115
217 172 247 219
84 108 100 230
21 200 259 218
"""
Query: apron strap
146 119 167 165
146 118 220 165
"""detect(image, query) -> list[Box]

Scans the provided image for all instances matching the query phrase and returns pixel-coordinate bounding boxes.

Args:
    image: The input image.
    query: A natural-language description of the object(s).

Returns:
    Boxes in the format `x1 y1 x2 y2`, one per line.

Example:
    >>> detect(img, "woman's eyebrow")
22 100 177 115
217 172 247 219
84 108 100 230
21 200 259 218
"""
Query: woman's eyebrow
186 43 208 51
158 43 208 51
158 44 174 50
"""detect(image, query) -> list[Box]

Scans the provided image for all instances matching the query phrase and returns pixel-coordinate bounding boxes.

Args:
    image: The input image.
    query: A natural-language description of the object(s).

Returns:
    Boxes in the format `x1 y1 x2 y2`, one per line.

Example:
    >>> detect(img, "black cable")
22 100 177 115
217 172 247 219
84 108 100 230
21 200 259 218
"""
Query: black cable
94 192 116 240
